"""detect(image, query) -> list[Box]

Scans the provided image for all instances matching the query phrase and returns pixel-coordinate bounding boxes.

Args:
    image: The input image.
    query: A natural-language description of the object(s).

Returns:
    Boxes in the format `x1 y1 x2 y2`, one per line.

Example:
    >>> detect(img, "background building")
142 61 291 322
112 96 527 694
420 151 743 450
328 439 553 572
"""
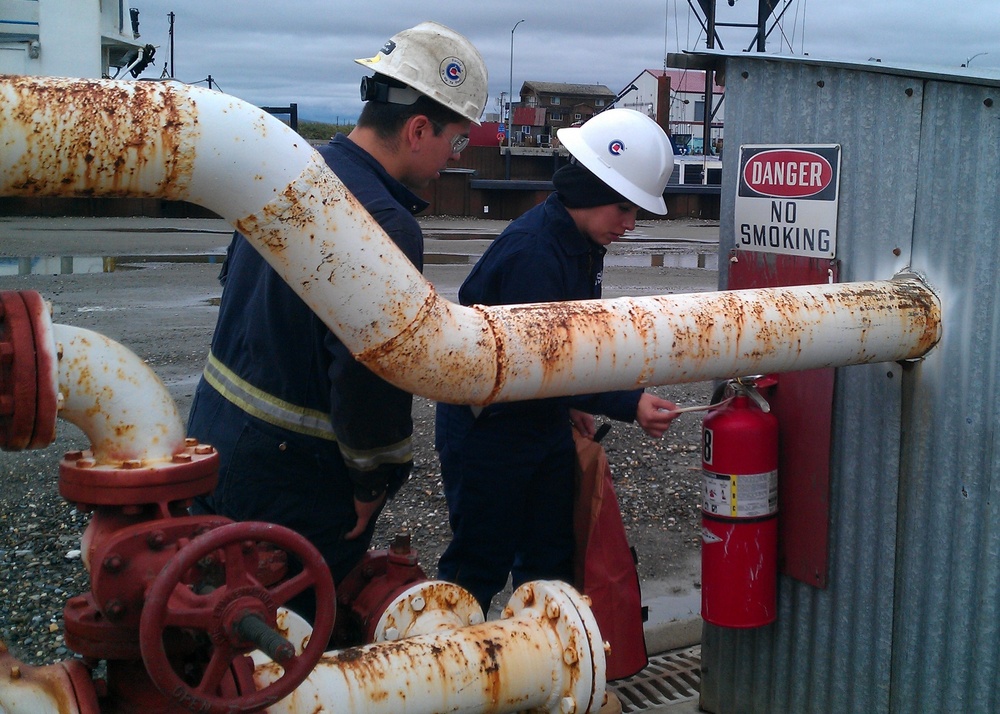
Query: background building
517 81 617 143
0 0 149 79
618 69 726 155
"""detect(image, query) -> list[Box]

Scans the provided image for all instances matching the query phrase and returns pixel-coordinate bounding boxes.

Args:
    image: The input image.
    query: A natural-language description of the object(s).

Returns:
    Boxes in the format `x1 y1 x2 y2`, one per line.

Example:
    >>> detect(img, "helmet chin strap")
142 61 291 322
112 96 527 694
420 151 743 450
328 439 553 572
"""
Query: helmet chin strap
360 75 422 106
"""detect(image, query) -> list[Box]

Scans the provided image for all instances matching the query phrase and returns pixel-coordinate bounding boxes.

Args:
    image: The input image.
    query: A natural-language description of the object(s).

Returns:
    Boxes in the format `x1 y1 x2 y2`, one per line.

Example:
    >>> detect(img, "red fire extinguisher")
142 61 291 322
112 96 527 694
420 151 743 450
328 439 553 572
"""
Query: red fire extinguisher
701 377 779 628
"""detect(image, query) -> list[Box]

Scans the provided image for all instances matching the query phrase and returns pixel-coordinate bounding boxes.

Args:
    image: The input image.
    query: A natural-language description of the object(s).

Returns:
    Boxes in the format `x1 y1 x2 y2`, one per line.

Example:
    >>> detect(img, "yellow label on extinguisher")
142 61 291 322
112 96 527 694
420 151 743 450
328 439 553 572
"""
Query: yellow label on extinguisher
702 469 778 518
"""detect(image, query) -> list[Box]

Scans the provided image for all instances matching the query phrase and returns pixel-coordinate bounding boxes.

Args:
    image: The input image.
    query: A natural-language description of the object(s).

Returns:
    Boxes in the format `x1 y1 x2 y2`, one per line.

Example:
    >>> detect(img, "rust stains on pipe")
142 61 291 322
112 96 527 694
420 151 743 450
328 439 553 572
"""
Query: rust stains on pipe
1 76 196 200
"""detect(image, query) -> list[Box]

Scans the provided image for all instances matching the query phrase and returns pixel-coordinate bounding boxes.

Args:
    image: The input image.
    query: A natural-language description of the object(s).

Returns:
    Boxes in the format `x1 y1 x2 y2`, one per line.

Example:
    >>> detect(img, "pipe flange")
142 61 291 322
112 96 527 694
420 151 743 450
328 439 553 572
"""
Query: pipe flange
502 580 607 714
0 290 58 450
59 438 219 507
63 592 143 660
372 580 484 642
21 291 58 448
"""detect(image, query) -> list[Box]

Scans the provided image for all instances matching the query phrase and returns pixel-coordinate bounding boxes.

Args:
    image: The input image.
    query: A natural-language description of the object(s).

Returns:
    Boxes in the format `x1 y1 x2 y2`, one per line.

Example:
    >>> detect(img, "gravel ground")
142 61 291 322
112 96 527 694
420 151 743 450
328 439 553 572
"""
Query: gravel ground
0 216 718 667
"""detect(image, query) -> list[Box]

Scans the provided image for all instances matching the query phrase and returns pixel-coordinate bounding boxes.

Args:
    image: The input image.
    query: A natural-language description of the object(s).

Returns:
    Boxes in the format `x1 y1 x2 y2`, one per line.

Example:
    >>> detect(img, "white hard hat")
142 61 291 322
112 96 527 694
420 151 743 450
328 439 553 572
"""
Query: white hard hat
556 109 675 214
355 21 488 124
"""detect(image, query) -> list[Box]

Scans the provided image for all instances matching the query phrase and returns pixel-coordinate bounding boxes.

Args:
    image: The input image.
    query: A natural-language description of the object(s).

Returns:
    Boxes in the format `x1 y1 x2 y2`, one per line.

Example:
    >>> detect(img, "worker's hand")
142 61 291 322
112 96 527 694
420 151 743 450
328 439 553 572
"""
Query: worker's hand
570 408 597 438
345 492 387 540
635 393 679 438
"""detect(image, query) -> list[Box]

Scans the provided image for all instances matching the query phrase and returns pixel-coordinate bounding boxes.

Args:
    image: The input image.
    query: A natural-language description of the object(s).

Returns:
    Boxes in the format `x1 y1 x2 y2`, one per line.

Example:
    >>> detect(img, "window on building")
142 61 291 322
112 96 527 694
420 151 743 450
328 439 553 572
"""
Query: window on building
550 96 561 105
695 100 707 123
550 112 563 122
596 99 605 107
574 113 582 121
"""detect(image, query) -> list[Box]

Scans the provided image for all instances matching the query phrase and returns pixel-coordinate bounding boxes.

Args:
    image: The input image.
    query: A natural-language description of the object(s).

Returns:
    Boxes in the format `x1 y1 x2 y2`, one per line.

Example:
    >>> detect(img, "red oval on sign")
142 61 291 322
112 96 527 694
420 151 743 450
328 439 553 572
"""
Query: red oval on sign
743 149 833 198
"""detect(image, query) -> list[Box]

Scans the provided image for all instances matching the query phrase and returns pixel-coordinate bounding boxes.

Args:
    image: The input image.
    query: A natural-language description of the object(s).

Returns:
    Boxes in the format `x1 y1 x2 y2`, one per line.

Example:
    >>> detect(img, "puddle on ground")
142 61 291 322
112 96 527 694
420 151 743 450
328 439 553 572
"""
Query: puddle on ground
0 248 717 276
0 252 473 274
605 253 718 270
0 254 225 276
645 587 702 624
424 231 495 241
425 253 473 265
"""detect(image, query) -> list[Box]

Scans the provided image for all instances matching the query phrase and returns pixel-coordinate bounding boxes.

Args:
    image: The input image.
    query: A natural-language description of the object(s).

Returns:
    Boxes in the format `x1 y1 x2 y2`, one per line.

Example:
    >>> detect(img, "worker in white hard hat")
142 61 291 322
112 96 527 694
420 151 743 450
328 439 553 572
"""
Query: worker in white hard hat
187 22 487 633
436 108 679 628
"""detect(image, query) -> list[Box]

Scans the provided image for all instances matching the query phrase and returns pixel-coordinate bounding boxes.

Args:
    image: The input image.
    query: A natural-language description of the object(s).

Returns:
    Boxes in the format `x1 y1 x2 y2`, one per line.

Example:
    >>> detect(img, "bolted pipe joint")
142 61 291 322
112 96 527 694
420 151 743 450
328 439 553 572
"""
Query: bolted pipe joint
0 291 58 451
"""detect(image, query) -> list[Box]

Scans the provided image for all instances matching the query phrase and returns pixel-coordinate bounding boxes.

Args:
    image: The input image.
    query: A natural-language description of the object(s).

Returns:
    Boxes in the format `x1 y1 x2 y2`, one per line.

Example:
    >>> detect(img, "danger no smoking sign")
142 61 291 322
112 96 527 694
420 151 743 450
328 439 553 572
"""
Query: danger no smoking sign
735 144 842 260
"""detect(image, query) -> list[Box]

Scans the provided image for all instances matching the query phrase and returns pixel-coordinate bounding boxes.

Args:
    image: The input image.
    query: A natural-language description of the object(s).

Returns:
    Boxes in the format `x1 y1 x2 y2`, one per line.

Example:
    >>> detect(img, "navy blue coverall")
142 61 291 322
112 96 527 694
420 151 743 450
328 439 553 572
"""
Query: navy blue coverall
187 135 425 622
435 193 643 612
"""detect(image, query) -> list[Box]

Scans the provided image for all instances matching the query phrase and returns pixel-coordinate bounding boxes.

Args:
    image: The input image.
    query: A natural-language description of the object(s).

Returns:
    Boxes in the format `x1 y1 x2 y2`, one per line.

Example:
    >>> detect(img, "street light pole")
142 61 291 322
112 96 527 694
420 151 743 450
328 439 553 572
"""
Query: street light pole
963 52 988 67
508 19 525 150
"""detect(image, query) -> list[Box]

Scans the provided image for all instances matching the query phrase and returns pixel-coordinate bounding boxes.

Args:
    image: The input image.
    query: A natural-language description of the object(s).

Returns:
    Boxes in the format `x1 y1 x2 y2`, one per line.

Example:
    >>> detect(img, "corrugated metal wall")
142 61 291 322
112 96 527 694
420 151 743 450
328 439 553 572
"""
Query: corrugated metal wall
893 74 1000 714
697 54 1000 713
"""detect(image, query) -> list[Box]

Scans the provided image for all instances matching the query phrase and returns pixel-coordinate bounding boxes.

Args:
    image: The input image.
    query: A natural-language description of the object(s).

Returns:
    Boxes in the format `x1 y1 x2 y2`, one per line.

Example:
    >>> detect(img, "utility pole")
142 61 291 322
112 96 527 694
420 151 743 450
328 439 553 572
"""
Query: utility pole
508 19 525 151
168 12 175 78
698 0 778 155
703 1 716 156
755 0 769 52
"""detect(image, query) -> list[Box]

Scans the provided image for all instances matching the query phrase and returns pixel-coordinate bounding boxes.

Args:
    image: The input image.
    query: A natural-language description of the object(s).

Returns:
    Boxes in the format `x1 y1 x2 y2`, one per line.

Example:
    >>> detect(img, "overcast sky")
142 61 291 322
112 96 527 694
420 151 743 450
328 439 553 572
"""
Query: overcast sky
130 1 1000 124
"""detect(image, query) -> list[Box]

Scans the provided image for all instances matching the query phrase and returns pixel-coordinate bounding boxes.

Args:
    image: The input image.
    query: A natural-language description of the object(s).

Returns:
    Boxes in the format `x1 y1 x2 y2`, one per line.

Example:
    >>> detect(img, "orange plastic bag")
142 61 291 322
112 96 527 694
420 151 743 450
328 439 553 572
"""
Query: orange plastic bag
573 426 648 681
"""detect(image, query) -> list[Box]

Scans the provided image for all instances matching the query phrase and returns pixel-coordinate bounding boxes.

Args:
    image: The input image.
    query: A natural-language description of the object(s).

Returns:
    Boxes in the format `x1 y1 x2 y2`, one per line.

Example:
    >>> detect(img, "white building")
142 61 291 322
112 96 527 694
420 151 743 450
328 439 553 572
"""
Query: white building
617 68 725 155
0 0 149 78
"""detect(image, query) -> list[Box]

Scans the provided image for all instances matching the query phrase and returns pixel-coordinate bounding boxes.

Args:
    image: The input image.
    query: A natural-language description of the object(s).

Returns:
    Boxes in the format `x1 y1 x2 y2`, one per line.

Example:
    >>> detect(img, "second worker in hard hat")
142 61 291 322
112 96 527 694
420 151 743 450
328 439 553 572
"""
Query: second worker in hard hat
186 22 487 628
435 108 680 615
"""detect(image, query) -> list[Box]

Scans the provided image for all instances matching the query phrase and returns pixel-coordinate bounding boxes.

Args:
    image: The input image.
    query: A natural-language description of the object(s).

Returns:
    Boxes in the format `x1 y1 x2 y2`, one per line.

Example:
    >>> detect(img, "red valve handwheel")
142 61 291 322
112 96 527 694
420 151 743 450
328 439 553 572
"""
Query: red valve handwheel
139 522 335 714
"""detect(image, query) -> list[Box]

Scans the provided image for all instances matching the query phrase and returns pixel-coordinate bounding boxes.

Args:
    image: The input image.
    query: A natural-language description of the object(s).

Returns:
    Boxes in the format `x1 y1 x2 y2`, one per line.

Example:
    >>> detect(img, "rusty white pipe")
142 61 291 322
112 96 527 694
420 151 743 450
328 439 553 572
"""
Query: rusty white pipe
52 323 186 464
0 76 943 408
255 580 606 714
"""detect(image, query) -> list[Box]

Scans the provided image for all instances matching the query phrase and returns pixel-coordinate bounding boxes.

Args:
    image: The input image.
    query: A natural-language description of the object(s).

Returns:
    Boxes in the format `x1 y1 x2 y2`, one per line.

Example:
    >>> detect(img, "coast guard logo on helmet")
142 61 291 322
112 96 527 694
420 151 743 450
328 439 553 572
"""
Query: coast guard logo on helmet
380 40 396 55
440 57 466 87
608 139 626 156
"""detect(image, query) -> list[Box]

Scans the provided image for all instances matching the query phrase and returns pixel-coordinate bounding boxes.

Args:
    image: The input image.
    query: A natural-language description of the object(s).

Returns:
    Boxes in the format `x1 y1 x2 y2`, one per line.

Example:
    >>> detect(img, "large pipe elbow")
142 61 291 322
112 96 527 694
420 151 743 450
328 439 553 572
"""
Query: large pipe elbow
0 76 943 409
0 290 184 463
52 323 186 464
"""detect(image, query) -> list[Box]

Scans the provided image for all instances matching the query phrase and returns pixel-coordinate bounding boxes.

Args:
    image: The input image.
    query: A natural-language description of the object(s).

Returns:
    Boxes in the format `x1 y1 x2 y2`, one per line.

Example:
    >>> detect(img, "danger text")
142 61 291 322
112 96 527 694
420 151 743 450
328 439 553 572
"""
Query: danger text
750 160 825 189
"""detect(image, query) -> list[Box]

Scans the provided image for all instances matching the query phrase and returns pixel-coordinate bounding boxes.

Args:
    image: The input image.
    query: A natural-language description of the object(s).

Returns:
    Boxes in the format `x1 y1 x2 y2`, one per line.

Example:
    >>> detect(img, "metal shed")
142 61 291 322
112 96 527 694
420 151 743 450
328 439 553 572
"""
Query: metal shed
669 50 1000 713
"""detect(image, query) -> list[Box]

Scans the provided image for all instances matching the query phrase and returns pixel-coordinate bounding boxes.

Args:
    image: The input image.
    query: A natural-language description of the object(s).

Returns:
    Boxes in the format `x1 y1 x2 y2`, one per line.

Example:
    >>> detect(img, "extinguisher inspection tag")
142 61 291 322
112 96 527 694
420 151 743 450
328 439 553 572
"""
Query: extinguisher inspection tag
702 469 778 518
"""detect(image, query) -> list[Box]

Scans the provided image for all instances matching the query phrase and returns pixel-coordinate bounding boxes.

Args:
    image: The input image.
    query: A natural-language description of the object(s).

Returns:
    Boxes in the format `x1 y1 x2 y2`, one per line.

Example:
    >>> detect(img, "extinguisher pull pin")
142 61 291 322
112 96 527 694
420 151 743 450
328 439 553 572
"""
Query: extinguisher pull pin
661 396 734 414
